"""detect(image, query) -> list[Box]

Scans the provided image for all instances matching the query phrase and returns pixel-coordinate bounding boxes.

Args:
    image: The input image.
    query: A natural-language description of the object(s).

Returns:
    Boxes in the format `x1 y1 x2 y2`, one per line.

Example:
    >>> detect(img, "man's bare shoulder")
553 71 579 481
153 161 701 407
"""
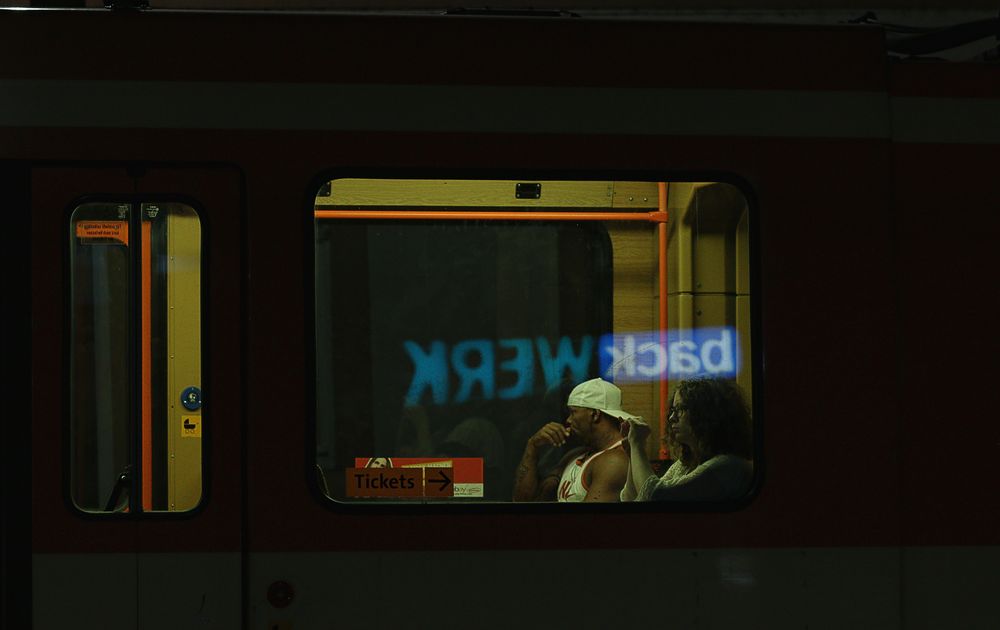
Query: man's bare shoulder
583 445 628 502
593 445 628 473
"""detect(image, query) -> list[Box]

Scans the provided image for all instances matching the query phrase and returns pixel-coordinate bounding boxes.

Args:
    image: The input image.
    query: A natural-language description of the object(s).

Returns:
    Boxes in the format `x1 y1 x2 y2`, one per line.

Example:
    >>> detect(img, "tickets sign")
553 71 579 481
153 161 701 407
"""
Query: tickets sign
349 457 484 498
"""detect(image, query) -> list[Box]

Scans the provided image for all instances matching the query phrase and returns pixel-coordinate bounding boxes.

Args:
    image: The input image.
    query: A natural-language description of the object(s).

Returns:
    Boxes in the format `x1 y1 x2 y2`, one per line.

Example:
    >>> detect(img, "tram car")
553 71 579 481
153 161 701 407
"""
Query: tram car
2 5 998 629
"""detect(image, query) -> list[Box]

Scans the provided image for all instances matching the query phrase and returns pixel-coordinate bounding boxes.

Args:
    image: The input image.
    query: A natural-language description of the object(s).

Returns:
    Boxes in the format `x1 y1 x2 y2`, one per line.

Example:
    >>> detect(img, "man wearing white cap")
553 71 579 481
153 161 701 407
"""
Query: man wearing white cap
512 378 638 502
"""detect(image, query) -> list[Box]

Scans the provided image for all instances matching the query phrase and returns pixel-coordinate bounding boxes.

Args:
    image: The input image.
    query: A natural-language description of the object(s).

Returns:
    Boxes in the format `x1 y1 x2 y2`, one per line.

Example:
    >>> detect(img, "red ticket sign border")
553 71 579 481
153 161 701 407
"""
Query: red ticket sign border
353 457 482 484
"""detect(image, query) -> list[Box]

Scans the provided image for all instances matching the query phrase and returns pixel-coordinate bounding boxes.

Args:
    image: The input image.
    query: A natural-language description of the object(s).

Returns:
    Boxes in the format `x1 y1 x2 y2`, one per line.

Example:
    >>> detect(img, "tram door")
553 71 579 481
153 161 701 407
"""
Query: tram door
30 166 244 629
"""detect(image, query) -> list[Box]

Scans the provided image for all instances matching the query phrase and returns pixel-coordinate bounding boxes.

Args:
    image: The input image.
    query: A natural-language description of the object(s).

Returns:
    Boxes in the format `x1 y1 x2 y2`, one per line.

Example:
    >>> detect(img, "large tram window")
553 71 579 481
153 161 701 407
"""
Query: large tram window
69 202 203 513
313 179 755 505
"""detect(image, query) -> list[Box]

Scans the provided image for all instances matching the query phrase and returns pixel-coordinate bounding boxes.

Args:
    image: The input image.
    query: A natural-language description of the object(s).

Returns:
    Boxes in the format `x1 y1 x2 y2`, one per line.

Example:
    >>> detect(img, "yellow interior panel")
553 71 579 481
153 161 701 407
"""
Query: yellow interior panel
320 178 660 209
608 222 658 433
166 207 202 511
667 182 752 419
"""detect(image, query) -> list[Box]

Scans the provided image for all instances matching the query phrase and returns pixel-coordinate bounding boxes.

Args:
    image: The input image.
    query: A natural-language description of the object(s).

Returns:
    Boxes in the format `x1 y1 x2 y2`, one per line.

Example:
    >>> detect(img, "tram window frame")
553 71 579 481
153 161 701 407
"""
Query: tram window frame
67 197 208 517
309 175 762 511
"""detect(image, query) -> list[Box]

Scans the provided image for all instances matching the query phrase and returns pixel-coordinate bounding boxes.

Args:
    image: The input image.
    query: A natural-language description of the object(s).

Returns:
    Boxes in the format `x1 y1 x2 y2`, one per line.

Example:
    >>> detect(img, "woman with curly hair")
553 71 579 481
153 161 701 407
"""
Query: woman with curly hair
619 377 753 501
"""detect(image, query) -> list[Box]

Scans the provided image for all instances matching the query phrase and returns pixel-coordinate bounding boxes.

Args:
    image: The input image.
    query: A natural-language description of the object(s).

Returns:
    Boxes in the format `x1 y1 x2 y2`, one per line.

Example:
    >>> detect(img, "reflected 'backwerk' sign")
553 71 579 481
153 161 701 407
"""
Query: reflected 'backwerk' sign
403 327 739 406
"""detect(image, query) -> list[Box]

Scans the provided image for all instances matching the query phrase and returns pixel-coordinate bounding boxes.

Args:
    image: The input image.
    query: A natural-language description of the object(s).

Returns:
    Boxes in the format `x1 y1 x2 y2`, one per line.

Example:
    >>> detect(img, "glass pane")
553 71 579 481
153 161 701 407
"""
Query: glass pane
314 179 755 505
69 203 132 512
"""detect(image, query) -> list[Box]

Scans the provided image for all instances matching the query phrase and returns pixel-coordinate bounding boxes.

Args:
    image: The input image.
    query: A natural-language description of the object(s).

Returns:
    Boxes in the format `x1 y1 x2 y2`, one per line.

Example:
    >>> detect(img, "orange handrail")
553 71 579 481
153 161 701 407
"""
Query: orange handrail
315 209 668 223
657 183 670 459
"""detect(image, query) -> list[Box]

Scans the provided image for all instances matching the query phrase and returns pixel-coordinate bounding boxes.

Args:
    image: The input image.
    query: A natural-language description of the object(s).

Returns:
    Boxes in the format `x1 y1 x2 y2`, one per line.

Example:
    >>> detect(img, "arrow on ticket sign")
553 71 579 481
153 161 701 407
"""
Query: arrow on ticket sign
427 469 452 491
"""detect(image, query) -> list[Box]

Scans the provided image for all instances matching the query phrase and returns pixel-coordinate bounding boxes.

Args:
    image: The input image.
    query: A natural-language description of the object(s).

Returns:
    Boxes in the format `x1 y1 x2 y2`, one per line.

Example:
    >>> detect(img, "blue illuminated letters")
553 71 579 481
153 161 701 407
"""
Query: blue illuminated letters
598 327 739 382
535 336 593 390
403 340 449 405
403 336 593 406
497 339 534 400
403 328 739 405
451 340 495 403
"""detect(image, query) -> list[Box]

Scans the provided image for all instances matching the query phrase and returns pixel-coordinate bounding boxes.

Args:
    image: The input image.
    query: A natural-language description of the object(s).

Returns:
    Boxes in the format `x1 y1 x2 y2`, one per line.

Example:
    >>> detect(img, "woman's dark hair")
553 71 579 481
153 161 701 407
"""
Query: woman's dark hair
676 378 752 460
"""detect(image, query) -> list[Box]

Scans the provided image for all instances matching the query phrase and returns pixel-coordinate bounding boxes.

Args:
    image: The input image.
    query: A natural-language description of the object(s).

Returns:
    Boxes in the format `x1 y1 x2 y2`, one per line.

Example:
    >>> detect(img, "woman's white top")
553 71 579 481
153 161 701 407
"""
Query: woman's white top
635 454 752 501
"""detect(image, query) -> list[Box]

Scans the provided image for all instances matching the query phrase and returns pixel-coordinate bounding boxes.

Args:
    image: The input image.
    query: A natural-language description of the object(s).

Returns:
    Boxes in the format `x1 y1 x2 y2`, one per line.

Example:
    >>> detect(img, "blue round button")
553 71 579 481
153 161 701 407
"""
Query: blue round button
181 386 202 411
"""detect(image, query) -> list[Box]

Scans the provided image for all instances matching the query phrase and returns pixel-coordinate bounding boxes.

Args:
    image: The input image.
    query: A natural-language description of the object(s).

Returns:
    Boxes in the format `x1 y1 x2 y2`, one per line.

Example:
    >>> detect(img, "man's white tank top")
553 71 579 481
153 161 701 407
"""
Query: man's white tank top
557 440 624 502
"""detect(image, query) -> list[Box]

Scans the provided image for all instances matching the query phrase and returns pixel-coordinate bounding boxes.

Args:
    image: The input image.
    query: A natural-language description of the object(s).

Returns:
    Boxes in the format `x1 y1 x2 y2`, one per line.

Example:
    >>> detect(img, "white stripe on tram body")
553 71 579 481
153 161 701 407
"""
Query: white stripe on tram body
1 80 889 138
3 80 1000 144
31 547 1000 629
891 97 1000 144
32 552 241 630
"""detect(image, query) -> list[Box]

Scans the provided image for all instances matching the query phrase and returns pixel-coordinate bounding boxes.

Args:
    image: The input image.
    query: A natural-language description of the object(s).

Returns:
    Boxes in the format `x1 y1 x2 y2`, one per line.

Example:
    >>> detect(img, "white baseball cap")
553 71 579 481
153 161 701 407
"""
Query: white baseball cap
567 378 643 423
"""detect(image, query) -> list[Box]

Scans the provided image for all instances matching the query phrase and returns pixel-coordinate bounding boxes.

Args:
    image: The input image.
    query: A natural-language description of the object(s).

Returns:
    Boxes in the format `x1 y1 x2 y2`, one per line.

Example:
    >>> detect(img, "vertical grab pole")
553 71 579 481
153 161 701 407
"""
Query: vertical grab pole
658 182 670 459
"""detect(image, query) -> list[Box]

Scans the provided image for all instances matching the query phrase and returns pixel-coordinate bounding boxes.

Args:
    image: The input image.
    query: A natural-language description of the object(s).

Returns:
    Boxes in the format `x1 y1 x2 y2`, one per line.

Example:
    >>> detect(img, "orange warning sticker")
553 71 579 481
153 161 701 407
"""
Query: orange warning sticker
76 221 129 245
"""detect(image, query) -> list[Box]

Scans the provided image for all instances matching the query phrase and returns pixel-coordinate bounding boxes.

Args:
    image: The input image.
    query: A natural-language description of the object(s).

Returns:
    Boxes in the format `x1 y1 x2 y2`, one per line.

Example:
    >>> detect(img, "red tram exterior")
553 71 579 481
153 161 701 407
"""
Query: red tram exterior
2 8 998 629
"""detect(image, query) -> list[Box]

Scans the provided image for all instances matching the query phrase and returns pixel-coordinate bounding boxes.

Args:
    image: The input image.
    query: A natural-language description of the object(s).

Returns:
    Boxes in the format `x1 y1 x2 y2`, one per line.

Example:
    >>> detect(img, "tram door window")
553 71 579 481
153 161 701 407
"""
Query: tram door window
313 179 755 504
69 202 203 513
